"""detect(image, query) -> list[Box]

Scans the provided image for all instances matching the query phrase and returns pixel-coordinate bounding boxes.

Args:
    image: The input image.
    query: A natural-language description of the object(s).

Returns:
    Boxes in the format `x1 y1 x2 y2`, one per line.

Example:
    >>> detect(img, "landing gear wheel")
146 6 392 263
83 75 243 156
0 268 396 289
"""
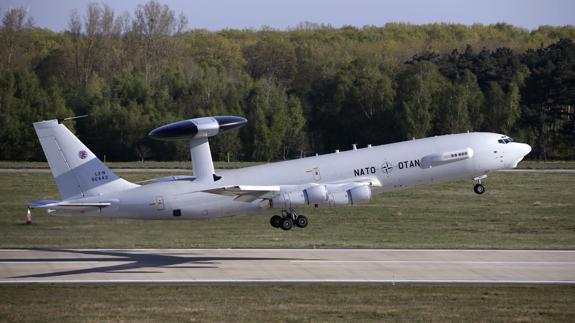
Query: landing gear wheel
474 183 485 194
270 215 282 228
295 215 308 228
281 217 293 231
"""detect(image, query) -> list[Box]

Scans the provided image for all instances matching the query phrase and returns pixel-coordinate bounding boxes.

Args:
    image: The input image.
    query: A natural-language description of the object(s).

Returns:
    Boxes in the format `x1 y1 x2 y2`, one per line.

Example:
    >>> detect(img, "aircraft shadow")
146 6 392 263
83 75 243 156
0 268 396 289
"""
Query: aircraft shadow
5 248 300 279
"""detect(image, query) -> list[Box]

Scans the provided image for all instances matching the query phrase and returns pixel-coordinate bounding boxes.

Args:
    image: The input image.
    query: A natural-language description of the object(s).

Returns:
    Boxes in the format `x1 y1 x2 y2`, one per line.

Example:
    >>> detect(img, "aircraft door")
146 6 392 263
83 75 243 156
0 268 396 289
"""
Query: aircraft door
494 150 504 165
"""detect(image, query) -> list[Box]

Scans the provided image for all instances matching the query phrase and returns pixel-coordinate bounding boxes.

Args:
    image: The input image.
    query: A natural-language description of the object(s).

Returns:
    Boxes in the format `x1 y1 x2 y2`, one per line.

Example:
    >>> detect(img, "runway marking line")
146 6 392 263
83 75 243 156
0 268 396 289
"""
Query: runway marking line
0 261 120 264
1 279 574 285
290 260 575 265
2 260 573 265
2 248 574 253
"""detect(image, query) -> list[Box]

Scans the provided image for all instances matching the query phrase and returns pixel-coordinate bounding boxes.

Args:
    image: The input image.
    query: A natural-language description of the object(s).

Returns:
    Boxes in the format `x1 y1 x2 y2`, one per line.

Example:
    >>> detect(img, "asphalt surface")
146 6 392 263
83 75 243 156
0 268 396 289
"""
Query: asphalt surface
1 249 574 284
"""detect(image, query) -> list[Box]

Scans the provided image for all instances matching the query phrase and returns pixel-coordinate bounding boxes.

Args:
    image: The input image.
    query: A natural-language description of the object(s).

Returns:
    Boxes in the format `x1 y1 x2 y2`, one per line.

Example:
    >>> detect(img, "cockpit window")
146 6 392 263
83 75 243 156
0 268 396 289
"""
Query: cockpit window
498 137 514 144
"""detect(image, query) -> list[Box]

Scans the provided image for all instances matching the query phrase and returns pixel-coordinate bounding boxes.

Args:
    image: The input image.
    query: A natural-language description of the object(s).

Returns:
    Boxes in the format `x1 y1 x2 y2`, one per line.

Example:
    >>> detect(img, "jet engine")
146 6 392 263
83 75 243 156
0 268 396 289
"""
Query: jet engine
271 184 372 208
270 191 307 209
347 185 372 204
303 184 328 205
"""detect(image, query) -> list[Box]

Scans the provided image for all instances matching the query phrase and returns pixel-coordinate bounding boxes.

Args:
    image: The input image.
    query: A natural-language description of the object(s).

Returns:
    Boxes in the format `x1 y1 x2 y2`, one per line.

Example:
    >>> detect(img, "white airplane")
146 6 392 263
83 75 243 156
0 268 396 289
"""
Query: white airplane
29 116 531 230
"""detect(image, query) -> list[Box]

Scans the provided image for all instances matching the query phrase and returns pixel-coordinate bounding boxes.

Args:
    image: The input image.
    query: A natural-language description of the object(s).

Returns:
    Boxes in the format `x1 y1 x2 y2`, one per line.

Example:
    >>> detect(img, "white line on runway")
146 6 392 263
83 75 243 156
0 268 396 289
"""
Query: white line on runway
3 248 574 253
1 279 574 285
290 260 575 265
50 248 573 253
2 260 572 265
0 261 118 264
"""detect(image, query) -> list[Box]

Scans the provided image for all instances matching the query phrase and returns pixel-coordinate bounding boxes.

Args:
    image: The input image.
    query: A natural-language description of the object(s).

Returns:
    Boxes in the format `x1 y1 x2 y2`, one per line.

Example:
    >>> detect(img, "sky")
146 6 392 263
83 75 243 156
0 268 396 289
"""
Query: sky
1 0 574 32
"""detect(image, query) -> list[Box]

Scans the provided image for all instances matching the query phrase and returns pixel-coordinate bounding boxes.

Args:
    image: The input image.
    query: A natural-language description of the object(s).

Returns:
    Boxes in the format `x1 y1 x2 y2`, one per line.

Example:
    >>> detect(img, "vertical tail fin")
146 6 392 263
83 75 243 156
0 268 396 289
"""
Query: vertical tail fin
33 119 139 200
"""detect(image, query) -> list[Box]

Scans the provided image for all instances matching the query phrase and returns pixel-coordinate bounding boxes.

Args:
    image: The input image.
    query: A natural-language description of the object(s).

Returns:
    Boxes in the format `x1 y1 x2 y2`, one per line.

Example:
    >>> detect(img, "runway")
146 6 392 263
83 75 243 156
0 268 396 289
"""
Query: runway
1 249 574 284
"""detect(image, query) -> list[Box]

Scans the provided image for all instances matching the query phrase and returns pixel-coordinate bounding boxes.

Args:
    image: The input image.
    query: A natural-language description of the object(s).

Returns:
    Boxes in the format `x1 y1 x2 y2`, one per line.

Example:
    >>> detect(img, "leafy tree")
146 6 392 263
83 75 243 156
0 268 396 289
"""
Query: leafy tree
308 59 396 152
1 3 575 161
244 80 273 160
521 38 575 159
481 81 521 134
434 69 483 133
1 7 34 68
243 35 297 83
131 0 186 84
283 96 306 158
237 77 305 160
0 69 73 160
396 61 447 139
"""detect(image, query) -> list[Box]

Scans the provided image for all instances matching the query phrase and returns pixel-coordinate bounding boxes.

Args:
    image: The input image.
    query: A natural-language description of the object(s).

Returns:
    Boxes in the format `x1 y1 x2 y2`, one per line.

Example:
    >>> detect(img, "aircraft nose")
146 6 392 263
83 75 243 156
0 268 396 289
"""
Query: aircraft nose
504 143 532 169
519 143 532 157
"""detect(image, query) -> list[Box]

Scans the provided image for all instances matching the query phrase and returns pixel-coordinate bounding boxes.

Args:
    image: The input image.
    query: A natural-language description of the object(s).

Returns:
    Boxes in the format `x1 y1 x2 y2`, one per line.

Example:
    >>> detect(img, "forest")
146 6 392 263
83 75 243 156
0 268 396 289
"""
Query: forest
0 2 574 162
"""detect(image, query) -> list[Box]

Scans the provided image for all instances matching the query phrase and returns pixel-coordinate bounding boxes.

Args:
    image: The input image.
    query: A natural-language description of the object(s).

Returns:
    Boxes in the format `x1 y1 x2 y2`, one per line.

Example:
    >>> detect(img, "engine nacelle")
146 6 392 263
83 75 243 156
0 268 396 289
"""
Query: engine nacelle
304 185 328 205
347 185 372 205
327 190 351 206
270 184 372 209
326 185 371 207
270 191 307 209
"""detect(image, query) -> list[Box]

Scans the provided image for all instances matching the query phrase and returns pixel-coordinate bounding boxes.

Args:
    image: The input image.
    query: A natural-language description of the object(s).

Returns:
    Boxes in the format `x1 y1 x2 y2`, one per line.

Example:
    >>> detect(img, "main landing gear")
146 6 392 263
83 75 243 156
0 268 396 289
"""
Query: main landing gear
473 175 487 194
270 209 308 231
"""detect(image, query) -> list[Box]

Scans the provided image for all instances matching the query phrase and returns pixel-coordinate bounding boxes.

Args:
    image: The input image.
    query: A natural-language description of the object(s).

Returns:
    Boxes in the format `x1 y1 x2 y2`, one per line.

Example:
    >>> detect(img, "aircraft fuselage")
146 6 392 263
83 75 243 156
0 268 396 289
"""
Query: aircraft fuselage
57 132 530 219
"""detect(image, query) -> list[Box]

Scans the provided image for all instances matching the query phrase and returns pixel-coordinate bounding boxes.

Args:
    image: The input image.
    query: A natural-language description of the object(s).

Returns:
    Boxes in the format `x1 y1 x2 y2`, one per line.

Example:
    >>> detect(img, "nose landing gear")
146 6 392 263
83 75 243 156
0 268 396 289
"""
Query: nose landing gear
473 175 487 194
270 209 308 230
474 183 485 194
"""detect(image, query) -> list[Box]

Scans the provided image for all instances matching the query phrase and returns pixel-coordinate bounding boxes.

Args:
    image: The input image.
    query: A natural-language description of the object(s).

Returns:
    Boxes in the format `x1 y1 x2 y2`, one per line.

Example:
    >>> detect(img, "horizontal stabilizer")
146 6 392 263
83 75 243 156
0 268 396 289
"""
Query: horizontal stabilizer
27 200 111 210
27 200 61 208
137 175 196 184
204 185 280 203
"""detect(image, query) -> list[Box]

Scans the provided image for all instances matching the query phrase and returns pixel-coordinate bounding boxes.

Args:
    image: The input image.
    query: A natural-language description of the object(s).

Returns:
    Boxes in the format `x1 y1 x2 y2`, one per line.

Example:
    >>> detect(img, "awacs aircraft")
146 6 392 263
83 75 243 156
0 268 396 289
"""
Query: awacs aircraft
29 116 531 230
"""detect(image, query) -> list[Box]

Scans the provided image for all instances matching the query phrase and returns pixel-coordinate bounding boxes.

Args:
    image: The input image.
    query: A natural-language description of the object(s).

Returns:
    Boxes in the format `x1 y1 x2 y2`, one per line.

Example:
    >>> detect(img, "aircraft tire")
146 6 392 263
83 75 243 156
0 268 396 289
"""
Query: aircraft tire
474 184 485 194
281 217 293 231
270 215 282 228
295 215 308 228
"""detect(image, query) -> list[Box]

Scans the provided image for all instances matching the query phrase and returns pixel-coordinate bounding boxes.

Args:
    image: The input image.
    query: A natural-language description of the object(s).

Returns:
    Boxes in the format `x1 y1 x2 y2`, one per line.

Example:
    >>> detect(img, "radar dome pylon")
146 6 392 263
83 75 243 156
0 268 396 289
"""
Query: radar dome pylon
149 116 247 182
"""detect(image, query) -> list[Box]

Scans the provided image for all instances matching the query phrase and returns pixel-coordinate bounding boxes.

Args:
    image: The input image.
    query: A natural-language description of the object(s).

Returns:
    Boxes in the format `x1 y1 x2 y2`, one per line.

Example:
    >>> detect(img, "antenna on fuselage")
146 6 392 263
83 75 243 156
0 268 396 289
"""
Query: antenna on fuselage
57 115 89 123
148 116 247 182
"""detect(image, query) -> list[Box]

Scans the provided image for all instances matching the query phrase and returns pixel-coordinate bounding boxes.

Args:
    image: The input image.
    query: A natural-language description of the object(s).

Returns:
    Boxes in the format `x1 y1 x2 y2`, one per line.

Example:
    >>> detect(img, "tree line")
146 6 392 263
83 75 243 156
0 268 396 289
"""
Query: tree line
0 2 573 161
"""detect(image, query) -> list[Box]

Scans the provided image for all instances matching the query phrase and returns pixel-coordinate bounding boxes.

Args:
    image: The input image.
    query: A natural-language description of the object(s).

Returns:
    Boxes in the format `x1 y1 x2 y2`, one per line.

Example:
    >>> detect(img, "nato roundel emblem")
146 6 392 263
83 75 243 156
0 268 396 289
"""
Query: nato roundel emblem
78 150 88 159
381 161 393 174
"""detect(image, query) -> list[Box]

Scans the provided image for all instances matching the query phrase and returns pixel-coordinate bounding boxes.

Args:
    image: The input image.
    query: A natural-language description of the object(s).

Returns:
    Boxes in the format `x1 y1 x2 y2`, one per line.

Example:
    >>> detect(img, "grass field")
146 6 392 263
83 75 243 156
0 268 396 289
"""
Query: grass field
0 171 573 249
1 170 574 322
0 284 573 322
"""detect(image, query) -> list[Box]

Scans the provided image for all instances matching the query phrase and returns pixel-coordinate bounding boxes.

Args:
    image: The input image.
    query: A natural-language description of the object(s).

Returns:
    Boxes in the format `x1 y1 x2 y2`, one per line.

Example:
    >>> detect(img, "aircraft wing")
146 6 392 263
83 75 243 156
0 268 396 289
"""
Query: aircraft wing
202 177 381 203
203 185 281 202
27 200 111 210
